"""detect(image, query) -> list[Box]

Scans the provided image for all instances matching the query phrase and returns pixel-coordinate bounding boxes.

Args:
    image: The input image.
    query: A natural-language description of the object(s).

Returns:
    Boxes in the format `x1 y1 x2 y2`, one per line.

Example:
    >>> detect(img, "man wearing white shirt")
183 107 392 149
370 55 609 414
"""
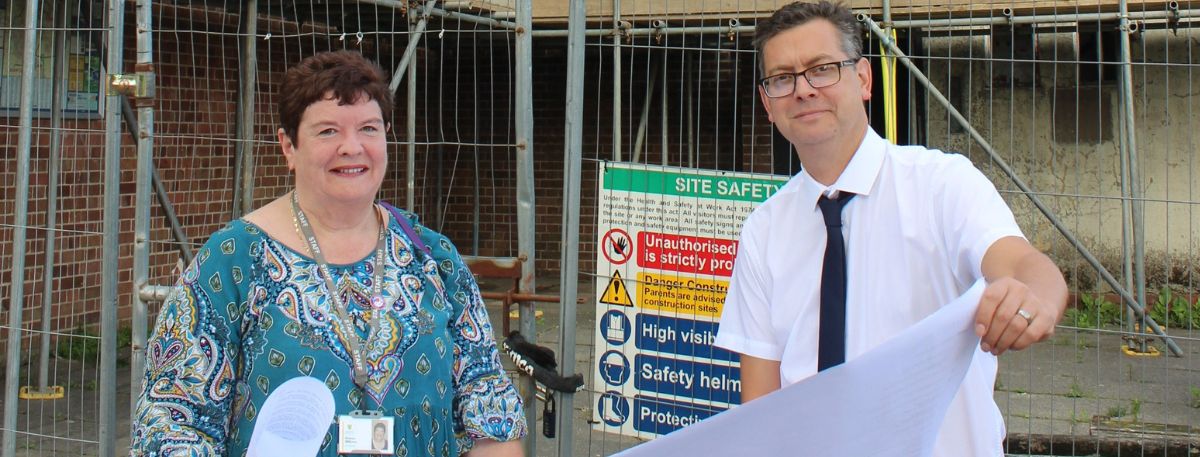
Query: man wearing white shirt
713 2 1069 456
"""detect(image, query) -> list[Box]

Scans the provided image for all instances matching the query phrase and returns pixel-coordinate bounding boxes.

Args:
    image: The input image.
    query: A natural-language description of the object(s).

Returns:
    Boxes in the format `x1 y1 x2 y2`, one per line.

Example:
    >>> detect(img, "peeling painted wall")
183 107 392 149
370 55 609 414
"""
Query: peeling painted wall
918 28 1199 285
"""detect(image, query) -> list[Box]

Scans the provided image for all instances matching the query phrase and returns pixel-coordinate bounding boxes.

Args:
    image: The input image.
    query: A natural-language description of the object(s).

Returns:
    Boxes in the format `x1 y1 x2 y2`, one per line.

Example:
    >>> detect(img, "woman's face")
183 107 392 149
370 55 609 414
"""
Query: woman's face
279 93 388 207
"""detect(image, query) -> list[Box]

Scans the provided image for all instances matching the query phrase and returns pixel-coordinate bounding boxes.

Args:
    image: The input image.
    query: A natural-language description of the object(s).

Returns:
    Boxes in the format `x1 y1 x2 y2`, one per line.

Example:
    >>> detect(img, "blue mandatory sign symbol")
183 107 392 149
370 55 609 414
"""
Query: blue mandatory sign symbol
600 310 632 346
599 350 631 386
598 390 631 427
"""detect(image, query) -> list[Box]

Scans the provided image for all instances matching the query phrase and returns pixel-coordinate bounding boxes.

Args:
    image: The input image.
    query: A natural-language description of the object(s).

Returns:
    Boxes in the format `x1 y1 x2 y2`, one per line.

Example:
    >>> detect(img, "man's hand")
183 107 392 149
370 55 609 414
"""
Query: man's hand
977 237 1068 356
974 277 1056 355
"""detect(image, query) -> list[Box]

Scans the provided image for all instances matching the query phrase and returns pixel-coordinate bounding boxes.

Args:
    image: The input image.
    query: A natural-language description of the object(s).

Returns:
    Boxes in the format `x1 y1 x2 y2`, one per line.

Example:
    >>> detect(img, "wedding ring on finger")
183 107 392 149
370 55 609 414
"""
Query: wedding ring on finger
1016 308 1034 325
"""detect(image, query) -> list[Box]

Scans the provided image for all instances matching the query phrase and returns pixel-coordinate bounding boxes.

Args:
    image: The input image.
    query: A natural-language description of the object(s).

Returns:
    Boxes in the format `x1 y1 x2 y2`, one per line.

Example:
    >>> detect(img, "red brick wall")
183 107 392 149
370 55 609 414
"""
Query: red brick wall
0 9 776 340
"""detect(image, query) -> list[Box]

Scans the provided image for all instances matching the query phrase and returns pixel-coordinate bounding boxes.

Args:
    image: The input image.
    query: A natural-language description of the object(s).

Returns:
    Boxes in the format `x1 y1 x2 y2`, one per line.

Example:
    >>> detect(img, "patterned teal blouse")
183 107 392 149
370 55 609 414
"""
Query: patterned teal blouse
131 211 526 456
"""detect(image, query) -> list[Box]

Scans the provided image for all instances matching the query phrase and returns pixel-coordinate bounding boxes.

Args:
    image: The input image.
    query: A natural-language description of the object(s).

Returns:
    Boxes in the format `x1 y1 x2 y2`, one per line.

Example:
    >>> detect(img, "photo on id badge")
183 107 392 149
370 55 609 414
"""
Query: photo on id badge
337 415 394 454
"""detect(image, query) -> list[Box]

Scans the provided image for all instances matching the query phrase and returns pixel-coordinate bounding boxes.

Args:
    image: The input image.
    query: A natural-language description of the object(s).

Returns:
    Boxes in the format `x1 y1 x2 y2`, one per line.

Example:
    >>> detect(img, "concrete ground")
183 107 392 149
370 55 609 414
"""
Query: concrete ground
2 277 1198 456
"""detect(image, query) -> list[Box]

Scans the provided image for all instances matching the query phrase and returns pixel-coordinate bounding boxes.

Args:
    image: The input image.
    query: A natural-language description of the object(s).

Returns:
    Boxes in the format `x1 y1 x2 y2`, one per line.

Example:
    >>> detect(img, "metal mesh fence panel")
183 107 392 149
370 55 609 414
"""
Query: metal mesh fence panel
569 1 1200 456
3 1 1199 456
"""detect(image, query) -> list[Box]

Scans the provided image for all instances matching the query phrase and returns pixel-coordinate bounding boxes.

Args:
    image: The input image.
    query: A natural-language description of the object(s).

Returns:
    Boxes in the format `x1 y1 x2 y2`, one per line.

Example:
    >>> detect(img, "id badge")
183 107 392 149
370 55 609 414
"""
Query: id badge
337 411 395 455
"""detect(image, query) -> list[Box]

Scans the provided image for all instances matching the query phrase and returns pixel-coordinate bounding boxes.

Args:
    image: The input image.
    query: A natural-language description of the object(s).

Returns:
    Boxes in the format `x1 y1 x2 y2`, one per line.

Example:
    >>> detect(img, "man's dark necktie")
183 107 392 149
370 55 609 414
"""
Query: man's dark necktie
817 192 855 371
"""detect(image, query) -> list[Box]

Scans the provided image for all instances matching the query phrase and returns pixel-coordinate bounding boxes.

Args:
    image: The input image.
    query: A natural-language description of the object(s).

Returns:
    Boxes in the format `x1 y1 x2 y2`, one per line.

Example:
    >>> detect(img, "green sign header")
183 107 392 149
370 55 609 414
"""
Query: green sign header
603 166 786 203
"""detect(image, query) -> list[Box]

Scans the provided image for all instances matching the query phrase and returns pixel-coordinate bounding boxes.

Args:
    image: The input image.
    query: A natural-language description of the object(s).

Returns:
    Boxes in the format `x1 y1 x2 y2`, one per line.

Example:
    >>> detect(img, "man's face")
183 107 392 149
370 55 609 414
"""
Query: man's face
758 19 872 151
374 426 386 442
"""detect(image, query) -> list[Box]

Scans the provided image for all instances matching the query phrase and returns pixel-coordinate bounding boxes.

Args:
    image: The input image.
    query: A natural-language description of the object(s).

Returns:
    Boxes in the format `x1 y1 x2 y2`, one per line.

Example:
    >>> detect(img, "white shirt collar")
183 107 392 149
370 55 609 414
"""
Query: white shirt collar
796 127 888 209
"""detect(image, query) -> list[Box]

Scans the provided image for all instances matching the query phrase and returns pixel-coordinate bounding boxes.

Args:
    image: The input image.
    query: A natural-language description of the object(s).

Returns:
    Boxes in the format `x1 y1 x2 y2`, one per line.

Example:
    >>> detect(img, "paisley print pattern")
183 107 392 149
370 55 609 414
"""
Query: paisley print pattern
131 212 525 456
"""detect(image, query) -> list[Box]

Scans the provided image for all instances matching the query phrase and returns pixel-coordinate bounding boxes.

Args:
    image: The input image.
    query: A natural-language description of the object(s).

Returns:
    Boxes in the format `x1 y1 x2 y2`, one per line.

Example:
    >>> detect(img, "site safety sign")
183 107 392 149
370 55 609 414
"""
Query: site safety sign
591 163 787 438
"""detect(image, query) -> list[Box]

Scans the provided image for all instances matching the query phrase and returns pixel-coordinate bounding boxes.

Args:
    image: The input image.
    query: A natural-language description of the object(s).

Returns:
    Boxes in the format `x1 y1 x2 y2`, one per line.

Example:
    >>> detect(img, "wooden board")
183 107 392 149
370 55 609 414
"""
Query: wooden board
532 0 1177 25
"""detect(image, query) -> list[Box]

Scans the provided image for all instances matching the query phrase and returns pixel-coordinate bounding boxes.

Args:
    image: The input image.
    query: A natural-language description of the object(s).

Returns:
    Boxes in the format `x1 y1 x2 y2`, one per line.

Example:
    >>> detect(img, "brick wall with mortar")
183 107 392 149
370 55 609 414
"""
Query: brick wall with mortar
0 12 777 345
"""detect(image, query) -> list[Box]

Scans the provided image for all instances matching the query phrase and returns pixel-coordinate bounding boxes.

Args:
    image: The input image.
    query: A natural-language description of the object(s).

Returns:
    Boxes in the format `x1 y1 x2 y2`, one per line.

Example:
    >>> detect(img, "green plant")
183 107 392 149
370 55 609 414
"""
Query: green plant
1106 405 1128 418
1190 387 1200 409
1189 296 1200 328
1148 287 1200 329
55 327 101 361
117 326 133 349
1149 286 1172 325
1063 309 1092 329
1065 293 1122 329
1072 412 1092 424
1066 381 1088 398
1095 295 1122 327
54 326 134 361
1108 399 1143 420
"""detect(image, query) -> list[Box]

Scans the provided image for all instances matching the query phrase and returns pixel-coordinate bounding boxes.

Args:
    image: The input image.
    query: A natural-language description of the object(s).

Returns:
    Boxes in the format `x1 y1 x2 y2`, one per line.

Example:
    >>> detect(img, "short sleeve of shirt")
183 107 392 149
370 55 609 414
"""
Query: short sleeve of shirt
714 211 782 361
936 155 1026 282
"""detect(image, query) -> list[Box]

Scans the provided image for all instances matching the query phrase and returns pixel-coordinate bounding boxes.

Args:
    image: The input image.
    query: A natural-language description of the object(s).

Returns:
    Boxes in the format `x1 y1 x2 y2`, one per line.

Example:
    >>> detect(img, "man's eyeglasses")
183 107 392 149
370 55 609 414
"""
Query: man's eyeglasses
759 59 860 98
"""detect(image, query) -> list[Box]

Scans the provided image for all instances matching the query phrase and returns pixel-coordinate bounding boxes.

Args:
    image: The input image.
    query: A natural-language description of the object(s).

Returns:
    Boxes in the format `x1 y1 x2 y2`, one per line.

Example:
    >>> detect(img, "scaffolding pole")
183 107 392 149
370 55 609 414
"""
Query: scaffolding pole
1117 0 1151 352
861 16 1182 357
530 7 1200 38
100 0 128 455
513 0 540 455
116 95 192 263
430 7 519 30
686 53 694 168
388 0 438 95
555 0 586 455
407 13 418 211
3 1 43 455
131 0 157 415
358 0 521 30
890 6 1198 29
612 0 623 162
234 0 258 217
631 59 660 164
35 0 72 398
660 47 668 166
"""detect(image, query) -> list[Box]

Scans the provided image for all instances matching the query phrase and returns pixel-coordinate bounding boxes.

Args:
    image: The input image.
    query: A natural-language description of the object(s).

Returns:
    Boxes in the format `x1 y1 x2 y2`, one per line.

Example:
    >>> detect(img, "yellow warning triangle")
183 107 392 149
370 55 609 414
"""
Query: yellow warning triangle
599 270 634 307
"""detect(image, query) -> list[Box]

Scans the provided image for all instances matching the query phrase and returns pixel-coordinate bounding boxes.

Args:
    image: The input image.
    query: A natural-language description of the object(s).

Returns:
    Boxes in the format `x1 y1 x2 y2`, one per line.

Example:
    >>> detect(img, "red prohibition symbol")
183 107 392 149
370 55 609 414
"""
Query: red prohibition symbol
602 228 633 265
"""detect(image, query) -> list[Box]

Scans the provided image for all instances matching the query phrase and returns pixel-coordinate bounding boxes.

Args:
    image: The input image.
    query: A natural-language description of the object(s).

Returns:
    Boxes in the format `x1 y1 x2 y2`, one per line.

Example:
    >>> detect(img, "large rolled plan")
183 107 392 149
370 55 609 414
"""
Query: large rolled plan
615 280 987 457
